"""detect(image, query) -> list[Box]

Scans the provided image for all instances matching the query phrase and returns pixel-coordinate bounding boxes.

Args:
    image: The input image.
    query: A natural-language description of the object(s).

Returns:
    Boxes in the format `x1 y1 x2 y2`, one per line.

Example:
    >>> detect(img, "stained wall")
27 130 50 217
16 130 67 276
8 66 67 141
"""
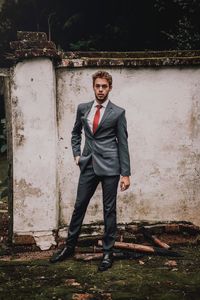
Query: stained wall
57 66 200 226
10 58 58 249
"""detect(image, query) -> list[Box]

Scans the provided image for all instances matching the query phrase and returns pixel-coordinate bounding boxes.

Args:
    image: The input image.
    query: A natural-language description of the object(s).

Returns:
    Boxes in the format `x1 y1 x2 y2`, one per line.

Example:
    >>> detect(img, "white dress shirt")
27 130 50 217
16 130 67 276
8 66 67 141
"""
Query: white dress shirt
87 99 109 132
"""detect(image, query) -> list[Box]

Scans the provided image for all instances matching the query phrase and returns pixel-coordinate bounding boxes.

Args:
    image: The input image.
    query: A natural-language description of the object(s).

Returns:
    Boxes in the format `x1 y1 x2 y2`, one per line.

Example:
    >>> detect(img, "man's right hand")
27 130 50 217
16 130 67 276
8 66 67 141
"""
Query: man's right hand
74 156 80 165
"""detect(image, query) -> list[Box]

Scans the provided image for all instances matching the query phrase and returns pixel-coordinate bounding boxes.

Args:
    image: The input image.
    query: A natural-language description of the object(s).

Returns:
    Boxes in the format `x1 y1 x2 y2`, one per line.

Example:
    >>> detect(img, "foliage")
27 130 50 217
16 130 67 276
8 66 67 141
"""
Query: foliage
0 0 200 53
0 180 8 199
154 0 200 49
0 117 7 154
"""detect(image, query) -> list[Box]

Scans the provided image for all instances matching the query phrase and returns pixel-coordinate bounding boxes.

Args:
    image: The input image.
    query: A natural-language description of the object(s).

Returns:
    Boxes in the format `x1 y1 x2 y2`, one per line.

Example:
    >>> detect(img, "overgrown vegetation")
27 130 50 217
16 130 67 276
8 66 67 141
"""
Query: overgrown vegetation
0 245 200 299
0 0 200 57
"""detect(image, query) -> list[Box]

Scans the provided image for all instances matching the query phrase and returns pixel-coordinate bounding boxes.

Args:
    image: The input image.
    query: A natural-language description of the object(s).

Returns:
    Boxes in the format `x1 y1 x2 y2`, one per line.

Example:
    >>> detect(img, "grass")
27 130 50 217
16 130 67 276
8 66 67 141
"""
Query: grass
0 245 200 300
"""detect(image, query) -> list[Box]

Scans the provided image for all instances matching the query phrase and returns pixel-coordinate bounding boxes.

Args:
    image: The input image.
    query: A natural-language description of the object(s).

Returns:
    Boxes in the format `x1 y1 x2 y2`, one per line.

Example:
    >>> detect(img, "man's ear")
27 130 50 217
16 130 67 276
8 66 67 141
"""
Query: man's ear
109 85 112 91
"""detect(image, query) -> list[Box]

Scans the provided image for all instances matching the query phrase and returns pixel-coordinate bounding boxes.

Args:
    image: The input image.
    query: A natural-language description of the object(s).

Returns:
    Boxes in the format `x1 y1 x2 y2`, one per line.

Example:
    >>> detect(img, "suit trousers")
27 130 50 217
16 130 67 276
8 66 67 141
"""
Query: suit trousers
66 160 120 254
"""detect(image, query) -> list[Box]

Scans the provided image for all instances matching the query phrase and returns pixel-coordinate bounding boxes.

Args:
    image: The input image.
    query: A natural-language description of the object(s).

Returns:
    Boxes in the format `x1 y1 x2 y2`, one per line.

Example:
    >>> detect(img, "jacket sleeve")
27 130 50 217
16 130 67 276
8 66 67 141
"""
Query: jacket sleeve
116 110 131 176
71 104 82 157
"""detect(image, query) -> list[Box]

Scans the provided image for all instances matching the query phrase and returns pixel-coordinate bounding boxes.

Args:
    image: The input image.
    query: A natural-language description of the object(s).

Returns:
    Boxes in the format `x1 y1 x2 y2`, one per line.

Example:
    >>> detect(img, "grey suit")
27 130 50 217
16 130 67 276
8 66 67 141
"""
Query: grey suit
67 100 131 253
71 100 131 176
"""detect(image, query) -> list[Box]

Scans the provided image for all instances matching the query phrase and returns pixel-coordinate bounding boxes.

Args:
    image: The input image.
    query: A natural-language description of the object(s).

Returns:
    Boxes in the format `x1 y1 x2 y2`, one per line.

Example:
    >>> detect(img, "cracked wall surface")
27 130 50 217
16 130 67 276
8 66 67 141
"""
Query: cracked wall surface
10 58 58 248
57 67 200 226
9 52 200 250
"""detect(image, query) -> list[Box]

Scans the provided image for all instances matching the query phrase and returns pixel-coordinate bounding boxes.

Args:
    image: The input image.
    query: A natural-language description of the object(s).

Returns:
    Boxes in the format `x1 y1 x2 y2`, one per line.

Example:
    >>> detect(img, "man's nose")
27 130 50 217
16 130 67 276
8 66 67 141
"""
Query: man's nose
99 86 103 91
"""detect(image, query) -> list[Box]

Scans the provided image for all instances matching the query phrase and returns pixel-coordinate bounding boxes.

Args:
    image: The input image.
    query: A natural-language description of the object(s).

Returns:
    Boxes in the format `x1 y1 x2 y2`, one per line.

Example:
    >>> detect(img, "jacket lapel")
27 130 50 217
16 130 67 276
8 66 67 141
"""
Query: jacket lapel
81 101 94 135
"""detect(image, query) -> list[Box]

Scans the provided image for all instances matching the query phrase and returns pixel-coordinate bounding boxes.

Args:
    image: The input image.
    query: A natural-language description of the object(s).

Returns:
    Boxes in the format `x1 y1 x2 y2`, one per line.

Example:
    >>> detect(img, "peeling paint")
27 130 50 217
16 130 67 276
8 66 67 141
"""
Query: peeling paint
33 231 57 250
57 68 200 226
190 99 200 140
177 149 200 206
15 178 43 199
11 58 58 238
6 35 200 245
12 102 25 147
13 231 57 250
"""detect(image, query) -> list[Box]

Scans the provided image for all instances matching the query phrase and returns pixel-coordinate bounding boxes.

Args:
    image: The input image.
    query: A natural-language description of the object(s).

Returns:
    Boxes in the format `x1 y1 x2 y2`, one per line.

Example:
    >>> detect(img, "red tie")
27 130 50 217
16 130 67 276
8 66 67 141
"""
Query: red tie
93 105 102 133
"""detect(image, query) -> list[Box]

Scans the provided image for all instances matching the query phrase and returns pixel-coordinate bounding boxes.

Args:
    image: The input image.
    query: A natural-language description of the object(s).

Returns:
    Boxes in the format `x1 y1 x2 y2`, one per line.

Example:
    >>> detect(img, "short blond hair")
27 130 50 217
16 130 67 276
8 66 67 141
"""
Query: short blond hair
92 71 112 87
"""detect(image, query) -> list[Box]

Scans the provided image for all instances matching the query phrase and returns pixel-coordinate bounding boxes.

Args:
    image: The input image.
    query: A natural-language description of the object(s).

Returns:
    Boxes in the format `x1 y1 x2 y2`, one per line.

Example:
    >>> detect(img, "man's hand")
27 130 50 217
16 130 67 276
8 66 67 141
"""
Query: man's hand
74 156 80 165
120 176 130 191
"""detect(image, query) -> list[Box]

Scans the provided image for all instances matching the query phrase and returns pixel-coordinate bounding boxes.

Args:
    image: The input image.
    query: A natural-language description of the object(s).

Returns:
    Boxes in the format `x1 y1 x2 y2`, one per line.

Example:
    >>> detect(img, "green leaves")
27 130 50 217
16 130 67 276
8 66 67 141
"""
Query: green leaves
62 12 83 30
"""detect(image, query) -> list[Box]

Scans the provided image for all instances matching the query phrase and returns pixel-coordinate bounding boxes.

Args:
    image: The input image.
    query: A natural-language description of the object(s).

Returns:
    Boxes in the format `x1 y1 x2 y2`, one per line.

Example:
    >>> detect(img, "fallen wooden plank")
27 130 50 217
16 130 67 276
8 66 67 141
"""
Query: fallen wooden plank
141 227 171 250
97 240 182 257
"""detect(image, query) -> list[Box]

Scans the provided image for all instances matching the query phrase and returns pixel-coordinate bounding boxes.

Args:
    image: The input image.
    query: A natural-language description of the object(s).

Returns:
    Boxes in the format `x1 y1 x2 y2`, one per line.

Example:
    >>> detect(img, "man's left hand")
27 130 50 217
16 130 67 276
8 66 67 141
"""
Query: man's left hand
120 176 130 191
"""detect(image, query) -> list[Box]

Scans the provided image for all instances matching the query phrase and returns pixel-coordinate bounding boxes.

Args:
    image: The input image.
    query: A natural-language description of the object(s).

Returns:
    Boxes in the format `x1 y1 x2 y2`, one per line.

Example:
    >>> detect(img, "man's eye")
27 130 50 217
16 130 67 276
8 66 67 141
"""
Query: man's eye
95 84 108 88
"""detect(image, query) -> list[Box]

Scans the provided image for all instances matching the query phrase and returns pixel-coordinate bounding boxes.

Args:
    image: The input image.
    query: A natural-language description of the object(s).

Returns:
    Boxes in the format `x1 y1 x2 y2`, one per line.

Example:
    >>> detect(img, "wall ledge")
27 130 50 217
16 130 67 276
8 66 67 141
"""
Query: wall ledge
57 50 200 68
8 31 61 64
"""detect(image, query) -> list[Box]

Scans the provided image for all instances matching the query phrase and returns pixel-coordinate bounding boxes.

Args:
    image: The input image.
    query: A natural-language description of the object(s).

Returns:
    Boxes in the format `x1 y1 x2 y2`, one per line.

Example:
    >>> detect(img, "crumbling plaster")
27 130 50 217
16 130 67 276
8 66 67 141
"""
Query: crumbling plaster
57 67 200 226
10 58 58 249
7 48 200 250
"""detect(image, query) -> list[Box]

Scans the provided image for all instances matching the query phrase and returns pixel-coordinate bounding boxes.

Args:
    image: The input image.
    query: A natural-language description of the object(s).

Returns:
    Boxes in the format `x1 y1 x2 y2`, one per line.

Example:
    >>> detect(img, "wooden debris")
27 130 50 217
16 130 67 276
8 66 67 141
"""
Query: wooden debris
97 240 182 257
151 235 171 249
98 240 154 253
141 227 171 249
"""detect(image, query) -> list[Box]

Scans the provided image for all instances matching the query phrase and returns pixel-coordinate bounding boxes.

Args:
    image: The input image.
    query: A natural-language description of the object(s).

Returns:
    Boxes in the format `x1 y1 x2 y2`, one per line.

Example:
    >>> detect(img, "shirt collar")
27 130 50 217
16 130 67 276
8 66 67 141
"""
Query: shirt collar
94 98 110 108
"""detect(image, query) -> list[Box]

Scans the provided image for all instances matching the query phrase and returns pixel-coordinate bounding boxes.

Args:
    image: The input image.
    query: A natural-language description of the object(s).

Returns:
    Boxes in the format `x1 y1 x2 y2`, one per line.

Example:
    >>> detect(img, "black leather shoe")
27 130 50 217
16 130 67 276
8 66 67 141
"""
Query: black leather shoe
98 253 113 272
49 246 75 263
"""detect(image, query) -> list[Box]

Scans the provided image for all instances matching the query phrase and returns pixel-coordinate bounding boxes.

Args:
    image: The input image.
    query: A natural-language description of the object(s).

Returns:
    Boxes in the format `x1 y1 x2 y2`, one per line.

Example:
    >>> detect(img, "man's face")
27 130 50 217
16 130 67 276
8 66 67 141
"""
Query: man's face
93 78 112 102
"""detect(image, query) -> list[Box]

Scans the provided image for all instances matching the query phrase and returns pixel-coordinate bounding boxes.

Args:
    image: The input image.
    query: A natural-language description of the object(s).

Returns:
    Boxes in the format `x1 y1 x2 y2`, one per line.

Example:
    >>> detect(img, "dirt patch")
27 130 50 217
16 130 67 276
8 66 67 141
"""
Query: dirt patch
0 249 54 261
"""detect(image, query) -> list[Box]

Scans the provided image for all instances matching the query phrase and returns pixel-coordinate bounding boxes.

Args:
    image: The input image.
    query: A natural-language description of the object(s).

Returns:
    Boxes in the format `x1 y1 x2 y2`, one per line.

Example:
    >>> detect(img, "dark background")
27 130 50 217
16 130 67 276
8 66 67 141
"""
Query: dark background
0 0 200 54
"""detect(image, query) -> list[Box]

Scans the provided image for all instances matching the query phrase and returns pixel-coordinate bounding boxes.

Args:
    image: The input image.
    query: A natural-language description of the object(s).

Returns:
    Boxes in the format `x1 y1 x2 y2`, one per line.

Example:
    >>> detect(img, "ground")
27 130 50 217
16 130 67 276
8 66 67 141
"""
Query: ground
1 157 200 300
0 244 200 300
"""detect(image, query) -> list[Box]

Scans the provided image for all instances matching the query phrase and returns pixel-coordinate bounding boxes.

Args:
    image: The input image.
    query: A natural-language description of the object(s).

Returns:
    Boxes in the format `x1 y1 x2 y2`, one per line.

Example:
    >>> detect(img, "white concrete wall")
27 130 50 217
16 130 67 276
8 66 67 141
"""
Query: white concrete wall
11 58 58 249
57 67 200 226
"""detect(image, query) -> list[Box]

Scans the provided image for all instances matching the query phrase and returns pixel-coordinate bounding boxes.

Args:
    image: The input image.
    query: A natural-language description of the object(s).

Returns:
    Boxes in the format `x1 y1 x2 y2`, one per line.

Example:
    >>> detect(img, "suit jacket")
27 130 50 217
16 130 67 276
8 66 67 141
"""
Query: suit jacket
71 100 131 176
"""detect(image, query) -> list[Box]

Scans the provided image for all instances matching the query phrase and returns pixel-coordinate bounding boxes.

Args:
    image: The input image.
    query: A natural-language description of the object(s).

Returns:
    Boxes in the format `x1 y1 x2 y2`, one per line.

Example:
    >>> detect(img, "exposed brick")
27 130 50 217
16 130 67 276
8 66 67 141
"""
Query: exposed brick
10 41 56 50
13 234 35 245
14 49 60 60
17 31 47 41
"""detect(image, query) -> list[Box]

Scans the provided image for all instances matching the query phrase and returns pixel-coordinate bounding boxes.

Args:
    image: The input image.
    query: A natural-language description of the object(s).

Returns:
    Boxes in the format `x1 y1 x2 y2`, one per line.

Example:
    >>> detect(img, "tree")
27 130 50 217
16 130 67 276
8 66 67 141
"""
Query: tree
0 0 200 55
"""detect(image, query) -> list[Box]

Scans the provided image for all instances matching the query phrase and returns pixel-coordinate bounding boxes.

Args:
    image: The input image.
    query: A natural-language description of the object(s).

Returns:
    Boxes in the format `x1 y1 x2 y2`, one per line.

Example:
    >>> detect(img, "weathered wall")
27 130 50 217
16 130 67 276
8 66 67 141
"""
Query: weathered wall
10 58 58 249
57 67 200 226
6 39 200 248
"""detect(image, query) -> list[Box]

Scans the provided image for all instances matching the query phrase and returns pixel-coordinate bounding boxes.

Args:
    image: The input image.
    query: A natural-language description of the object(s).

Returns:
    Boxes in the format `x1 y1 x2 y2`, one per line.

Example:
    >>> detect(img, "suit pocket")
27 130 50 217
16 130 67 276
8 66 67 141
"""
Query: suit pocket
102 151 118 158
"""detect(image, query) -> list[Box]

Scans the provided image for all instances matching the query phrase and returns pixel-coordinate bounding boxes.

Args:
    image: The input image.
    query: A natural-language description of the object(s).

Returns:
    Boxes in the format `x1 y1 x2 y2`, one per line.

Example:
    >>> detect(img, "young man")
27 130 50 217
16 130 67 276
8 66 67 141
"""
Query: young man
50 71 131 271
